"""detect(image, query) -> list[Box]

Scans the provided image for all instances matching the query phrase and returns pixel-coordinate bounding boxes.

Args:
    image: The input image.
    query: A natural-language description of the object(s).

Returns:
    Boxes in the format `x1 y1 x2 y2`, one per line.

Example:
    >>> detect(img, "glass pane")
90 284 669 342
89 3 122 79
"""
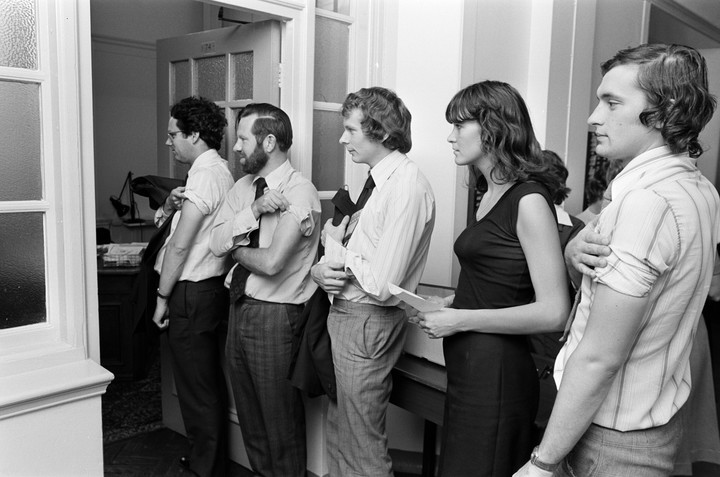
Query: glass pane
232 52 253 100
312 110 345 191
314 16 349 103
0 80 42 200
316 0 350 15
0 0 38 69
171 60 191 103
196 56 226 102
0 213 46 329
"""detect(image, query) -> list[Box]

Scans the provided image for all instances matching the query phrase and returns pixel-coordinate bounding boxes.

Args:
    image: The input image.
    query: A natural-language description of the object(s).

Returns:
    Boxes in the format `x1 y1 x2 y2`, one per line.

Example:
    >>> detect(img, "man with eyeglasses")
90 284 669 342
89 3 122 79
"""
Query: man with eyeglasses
152 96 235 477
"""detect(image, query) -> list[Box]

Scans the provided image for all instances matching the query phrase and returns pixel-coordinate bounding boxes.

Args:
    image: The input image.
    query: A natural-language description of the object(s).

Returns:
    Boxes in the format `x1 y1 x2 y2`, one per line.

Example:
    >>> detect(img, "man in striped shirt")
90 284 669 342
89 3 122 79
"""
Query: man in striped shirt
311 87 436 476
516 44 720 476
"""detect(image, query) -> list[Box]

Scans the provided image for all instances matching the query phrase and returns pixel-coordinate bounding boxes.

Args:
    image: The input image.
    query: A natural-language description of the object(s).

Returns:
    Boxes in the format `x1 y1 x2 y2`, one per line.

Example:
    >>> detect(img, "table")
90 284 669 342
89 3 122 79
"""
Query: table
391 353 447 477
97 262 155 380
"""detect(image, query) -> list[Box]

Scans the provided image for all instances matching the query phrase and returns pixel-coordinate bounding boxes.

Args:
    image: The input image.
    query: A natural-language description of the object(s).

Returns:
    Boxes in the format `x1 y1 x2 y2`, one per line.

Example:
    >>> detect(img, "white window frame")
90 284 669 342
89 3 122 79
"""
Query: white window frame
0 0 101 378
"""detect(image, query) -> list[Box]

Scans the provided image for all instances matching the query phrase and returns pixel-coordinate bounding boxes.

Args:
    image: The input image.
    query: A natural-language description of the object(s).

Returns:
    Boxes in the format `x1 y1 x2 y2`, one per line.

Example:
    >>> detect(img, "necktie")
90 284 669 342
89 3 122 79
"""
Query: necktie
229 177 268 303
342 174 375 246
355 173 375 211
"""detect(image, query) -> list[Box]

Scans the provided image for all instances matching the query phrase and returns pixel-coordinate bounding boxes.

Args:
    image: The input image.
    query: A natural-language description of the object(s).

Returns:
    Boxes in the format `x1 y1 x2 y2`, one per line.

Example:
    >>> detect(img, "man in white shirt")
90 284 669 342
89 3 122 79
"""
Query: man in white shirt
515 44 720 477
311 87 436 476
210 103 320 477
152 96 235 476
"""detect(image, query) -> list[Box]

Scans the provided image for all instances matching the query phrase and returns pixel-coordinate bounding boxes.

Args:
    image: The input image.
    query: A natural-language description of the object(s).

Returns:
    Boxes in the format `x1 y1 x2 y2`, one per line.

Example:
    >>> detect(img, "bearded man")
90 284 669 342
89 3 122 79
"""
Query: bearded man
210 103 321 477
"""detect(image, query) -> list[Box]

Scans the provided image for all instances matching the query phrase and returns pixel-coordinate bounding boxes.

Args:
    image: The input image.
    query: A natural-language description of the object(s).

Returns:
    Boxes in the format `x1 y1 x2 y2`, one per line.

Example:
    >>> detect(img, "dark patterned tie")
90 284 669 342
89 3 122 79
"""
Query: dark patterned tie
229 177 268 303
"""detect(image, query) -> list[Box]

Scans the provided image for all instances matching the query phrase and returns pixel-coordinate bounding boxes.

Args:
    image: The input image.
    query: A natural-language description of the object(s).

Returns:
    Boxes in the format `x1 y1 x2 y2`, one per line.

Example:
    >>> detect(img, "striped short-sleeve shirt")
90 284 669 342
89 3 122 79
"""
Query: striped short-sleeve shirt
554 146 720 431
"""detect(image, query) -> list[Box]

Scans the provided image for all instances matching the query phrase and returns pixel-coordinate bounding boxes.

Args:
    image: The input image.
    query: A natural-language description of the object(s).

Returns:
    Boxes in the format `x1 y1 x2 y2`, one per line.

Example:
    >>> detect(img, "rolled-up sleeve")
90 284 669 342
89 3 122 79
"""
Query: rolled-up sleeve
595 189 679 297
209 179 258 257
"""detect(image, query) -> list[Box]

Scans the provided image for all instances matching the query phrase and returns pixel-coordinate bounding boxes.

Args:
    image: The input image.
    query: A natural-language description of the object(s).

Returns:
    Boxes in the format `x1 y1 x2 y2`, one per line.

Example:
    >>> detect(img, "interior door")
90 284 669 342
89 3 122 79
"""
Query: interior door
156 20 281 180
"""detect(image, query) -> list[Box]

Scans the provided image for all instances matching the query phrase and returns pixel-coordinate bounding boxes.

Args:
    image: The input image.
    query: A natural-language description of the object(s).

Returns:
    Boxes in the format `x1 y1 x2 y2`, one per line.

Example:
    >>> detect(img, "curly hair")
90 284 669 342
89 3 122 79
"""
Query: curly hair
542 150 572 205
237 103 293 152
445 81 561 195
170 96 227 151
341 87 412 153
601 44 717 158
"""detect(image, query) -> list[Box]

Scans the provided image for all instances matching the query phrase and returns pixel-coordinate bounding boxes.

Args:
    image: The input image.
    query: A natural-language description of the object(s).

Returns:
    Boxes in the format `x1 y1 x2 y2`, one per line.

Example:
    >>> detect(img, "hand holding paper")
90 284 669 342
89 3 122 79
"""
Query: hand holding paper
388 283 444 313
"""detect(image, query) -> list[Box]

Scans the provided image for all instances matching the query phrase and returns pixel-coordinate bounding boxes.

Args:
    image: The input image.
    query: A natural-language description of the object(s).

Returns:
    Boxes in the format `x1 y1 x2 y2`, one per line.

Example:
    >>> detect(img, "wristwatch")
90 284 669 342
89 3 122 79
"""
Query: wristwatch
157 288 171 300
530 446 559 472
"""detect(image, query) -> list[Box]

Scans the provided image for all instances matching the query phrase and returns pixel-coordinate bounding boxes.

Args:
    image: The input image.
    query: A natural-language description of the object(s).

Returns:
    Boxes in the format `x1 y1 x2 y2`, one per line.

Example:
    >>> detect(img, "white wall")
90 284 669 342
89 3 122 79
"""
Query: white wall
91 0 204 228
699 48 720 186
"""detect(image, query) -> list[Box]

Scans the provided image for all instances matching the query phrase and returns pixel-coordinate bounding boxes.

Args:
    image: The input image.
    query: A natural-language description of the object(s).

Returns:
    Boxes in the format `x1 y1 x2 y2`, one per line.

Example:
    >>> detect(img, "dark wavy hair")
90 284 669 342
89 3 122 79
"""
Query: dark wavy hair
170 96 226 151
601 44 717 158
542 150 571 205
341 87 412 153
237 103 293 152
445 81 561 195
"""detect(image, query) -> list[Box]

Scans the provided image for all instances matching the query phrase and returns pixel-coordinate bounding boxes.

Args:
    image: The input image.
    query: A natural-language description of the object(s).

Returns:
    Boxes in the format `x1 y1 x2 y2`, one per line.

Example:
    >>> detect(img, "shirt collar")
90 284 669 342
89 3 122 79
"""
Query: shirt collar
369 150 406 191
609 146 696 200
254 159 293 191
188 149 222 176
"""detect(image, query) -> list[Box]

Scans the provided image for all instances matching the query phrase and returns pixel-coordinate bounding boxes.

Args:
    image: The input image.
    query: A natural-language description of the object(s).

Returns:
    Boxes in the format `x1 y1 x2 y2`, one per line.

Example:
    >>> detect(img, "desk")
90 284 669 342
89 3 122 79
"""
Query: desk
391 353 446 477
97 263 155 380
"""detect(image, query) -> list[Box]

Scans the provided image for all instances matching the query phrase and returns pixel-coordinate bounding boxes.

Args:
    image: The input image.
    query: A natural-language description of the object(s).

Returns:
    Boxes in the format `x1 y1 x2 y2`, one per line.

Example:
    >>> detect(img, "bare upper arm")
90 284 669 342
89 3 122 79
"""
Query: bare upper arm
574 283 651 367
168 200 205 250
517 193 568 307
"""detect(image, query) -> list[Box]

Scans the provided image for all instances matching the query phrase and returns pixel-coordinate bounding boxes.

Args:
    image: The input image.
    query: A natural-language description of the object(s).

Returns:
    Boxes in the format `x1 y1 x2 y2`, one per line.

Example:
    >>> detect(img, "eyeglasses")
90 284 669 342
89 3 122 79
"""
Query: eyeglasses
167 130 185 140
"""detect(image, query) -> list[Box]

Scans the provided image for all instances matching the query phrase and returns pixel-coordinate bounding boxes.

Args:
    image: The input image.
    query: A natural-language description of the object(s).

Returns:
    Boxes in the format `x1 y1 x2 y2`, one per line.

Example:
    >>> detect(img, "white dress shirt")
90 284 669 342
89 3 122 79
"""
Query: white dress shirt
154 149 235 281
554 146 720 430
209 160 321 305
325 150 436 306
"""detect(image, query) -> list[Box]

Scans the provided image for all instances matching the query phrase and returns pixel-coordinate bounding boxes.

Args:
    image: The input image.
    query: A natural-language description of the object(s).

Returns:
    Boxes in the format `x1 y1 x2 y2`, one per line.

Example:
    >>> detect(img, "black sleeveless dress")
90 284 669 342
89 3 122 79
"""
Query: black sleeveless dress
439 182 554 477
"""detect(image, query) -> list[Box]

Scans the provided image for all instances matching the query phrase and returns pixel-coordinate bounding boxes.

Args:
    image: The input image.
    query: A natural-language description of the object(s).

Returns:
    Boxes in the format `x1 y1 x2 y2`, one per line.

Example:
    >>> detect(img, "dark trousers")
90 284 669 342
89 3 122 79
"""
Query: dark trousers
226 297 307 477
168 277 229 477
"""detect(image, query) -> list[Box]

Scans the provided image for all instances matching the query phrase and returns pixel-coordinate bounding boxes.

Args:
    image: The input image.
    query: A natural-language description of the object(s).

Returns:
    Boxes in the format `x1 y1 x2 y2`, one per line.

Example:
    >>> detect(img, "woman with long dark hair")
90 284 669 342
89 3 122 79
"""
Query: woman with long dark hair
415 81 570 476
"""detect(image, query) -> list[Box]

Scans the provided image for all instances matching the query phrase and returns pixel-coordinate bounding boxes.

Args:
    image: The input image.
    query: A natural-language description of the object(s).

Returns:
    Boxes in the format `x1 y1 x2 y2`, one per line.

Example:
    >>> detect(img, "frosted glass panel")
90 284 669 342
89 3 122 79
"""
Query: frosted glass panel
0 81 42 201
312 110 345 191
316 0 350 15
0 0 38 69
232 52 253 100
314 16 349 103
172 60 191 103
197 56 226 102
0 213 46 329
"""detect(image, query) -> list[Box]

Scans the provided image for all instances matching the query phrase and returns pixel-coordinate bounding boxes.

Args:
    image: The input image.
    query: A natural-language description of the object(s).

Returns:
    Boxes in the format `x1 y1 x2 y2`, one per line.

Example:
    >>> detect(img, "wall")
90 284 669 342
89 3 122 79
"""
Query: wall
699 48 720 186
91 0 204 232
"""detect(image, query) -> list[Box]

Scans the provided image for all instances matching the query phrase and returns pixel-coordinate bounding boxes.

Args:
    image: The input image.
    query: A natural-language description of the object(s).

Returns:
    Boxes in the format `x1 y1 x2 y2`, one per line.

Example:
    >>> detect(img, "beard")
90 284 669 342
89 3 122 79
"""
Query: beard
240 144 269 175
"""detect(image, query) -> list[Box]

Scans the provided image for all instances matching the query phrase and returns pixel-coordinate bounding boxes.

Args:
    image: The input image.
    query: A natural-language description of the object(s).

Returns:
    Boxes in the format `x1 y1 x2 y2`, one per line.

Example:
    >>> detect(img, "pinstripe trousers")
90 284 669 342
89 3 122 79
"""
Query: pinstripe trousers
326 299 408 477
225 298 307 477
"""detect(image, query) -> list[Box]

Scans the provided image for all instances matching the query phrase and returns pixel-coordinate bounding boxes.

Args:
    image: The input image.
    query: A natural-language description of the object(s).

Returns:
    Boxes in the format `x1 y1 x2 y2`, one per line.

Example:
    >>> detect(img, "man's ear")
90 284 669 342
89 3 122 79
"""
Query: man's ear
264 134 277 152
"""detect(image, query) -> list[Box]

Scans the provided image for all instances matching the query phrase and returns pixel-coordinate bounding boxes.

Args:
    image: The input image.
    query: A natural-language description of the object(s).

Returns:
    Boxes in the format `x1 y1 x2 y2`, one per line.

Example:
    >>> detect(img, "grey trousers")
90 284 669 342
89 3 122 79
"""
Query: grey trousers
225 297 307 477
326 299 407 477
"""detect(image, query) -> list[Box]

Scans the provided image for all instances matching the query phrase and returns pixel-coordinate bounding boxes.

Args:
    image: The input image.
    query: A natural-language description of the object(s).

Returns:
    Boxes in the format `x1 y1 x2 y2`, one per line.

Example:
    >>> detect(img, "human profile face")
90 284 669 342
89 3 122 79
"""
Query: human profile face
235 114 269 174
588 64 664 163
447 120 485 167
339 108 387 168
166 117 192 164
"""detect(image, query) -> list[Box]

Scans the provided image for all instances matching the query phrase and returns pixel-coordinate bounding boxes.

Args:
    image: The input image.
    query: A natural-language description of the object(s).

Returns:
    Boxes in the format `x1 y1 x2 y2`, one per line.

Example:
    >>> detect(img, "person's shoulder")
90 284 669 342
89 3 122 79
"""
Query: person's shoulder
284 170 320 204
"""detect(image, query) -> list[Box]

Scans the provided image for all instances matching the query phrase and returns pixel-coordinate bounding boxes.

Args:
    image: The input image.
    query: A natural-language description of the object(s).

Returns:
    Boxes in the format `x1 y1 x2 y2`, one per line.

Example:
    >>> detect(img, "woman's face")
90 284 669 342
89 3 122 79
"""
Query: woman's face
447 120 485 166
